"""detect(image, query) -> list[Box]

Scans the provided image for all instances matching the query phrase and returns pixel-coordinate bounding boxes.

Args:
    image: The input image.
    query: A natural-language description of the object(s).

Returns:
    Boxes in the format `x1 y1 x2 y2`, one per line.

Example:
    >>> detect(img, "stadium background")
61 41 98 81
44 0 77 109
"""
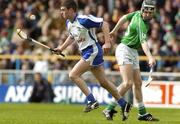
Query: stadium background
0 0 180 123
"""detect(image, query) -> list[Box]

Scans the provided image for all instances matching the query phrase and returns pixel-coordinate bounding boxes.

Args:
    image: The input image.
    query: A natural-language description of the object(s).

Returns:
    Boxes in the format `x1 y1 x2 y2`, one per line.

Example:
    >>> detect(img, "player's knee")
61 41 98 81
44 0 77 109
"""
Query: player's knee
69 73 78 81
123 81 133 88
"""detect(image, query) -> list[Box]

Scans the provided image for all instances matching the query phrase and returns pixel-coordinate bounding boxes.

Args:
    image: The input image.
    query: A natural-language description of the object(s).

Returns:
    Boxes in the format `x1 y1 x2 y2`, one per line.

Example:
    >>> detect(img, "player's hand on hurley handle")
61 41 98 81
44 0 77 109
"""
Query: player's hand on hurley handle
103 42 111 54
50 48 65 57
148 57 156 67
109 31 115 38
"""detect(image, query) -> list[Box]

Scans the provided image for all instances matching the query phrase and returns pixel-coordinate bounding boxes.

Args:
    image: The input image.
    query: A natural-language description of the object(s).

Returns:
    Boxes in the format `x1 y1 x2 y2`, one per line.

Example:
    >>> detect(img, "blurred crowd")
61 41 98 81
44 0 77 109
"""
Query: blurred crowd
0 0 179 75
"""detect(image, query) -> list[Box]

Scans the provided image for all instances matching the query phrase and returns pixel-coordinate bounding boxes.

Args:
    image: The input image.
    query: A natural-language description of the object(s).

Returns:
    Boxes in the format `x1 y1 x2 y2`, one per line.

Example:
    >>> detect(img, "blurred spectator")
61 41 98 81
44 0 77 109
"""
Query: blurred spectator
29 72 55 103
10 43 25 69
97 4 106 17
175 8 180 40
128 0 136 12
112 8 121 24
163 24 176 43
33 48 49 73
0 29 9 53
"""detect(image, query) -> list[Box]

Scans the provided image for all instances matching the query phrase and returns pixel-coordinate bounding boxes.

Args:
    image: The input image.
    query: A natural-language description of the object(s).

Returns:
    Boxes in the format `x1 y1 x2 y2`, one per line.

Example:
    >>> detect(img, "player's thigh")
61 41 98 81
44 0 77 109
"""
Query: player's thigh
116 44 134 83
70 59 90 77
90 65 107 83
119 64 134 83
133 69 142 87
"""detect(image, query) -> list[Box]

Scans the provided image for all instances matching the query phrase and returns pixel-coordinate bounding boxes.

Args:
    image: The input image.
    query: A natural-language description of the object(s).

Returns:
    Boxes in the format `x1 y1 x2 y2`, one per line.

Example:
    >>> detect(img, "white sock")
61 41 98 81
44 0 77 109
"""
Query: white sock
138 102 145 108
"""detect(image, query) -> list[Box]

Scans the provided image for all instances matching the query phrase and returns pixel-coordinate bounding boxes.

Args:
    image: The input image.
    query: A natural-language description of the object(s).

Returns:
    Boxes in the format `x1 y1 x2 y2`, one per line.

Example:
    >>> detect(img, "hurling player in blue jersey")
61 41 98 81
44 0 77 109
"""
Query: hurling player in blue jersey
51 0 131 120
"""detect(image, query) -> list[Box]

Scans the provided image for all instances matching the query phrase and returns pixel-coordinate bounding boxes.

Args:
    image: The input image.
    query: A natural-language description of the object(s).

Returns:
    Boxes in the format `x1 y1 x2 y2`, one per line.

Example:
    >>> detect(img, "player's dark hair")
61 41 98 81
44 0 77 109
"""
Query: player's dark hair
61 0 78 12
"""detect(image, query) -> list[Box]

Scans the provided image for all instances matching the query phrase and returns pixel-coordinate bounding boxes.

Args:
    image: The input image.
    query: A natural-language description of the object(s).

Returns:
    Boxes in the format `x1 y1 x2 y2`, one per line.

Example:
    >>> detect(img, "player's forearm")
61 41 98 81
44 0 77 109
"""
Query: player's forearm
57 36 73 51
111 15 128 33
141 42 153 59
102 21 110 44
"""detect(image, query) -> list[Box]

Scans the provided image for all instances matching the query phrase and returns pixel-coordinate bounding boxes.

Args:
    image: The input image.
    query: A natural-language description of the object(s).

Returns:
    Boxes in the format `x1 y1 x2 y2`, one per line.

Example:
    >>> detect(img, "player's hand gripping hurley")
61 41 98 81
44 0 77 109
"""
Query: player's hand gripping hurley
16 29 65 57
145 67 153 87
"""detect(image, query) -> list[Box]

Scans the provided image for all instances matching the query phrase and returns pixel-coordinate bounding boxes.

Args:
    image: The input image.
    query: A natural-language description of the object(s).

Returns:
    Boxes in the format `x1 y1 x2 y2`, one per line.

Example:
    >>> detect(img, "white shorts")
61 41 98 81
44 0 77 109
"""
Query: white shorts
115 43 139 69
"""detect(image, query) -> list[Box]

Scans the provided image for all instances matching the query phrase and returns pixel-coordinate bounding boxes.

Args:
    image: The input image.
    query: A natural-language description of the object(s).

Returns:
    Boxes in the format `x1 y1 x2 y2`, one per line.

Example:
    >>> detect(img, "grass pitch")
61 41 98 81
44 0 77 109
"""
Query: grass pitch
0 103 180 124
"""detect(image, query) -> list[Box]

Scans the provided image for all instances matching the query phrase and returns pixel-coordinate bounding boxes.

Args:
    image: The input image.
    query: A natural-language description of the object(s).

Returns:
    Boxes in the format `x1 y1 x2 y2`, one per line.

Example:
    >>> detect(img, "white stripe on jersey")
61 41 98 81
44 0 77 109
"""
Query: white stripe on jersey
78 15 103 26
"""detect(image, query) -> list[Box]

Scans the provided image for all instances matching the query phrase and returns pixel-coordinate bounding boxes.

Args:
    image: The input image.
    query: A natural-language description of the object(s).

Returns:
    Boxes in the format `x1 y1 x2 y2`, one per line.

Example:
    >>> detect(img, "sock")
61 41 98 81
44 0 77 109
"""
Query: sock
117 98 126 107
106 101 118 110
86 93 96 103
138 102 147 115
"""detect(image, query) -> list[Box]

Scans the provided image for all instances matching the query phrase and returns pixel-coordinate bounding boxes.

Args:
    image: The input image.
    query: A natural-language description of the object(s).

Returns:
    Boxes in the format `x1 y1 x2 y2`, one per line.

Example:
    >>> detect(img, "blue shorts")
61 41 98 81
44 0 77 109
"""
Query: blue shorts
81 43 104 66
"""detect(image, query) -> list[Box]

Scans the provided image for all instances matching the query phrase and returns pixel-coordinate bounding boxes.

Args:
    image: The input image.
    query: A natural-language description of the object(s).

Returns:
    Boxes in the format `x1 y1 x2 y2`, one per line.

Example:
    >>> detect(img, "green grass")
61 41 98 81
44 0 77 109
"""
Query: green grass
0 103 180 124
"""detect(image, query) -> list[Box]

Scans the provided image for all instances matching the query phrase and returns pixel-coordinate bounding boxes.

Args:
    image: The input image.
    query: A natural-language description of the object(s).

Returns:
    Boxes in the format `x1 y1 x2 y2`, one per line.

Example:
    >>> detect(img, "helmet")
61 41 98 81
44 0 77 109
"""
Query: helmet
141 0 156 13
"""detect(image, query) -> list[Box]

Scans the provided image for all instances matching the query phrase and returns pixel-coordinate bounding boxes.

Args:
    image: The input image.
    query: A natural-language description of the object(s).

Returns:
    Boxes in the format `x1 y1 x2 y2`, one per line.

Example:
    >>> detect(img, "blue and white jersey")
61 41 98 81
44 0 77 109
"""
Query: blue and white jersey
66 14 103 50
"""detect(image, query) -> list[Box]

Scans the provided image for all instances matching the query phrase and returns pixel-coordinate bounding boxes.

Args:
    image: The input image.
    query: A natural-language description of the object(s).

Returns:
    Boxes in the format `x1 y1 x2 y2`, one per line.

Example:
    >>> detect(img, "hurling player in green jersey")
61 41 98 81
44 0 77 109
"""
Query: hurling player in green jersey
102 0 159 121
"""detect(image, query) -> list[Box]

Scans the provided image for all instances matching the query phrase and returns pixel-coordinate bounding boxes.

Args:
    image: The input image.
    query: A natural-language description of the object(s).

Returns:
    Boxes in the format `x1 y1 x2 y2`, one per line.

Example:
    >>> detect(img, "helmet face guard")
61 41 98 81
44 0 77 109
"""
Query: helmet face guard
143 6 155 13
141 0 156 13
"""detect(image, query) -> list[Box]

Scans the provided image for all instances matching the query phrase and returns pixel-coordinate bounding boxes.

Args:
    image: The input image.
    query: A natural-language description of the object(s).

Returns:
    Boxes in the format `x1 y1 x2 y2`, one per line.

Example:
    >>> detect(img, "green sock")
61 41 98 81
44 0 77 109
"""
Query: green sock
106 101 117 110
138 102 147 115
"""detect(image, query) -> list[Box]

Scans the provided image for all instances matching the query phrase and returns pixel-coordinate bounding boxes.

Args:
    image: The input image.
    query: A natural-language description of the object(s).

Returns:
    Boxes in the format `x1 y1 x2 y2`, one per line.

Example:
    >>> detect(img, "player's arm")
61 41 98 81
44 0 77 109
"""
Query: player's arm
110 11 136 35
110 15 128 35
53 36 74 52
141 41 156 67
78 15 111 53
101 21 111 53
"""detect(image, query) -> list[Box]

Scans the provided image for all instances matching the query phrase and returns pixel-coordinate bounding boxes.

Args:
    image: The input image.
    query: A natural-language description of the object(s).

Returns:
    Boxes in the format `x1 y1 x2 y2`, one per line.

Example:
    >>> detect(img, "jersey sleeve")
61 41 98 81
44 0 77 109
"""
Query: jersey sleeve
137 19 148 43
66 20 74 39
77 15 103 29
126 11 137 21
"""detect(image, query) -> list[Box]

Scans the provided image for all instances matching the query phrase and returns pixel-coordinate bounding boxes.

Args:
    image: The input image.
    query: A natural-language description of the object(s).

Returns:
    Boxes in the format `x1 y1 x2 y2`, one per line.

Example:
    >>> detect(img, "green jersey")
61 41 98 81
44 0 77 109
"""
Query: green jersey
121 11 149 49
